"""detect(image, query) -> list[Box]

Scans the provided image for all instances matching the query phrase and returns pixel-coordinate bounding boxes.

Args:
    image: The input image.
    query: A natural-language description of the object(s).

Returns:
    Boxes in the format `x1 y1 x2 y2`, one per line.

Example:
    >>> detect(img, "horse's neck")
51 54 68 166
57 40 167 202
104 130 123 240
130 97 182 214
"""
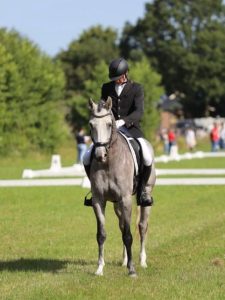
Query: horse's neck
109 131 127 158
110 124 119 145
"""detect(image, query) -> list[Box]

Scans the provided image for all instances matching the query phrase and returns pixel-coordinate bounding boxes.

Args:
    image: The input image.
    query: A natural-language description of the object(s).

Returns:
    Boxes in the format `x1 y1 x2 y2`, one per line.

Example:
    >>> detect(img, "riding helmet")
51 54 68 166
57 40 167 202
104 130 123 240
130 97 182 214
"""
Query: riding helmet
108 58 128 81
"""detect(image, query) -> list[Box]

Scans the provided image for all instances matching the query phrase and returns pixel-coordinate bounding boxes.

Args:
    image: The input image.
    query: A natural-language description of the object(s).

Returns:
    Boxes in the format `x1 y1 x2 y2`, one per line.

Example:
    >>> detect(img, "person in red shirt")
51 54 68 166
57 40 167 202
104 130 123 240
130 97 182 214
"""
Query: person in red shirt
210 122 220 152
168 128 176 154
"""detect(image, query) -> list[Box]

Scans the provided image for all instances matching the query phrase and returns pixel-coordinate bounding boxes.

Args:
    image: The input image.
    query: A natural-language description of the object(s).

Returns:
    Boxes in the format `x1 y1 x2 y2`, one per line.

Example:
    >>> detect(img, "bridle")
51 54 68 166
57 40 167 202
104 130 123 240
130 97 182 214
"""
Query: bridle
90 112 114 151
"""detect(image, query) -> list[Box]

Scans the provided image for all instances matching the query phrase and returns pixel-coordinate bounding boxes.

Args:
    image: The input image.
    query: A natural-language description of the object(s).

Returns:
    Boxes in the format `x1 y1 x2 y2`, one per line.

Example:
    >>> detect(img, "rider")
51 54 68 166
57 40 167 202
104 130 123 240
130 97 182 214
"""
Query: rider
83 57 153 207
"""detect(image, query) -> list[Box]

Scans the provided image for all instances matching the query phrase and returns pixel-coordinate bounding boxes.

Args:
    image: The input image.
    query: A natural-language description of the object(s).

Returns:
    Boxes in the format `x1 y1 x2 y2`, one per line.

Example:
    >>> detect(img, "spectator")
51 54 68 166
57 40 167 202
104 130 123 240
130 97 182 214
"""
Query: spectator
160 128 169 154
185 127 196 152
219 122 225 149
168 128 176 154
210 122 220 152
76 128 90 164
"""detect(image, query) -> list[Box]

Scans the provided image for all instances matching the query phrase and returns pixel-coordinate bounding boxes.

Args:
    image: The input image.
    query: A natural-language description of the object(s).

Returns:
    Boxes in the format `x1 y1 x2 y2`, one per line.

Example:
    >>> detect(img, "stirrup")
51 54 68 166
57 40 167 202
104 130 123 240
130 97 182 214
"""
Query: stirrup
84 191 93 207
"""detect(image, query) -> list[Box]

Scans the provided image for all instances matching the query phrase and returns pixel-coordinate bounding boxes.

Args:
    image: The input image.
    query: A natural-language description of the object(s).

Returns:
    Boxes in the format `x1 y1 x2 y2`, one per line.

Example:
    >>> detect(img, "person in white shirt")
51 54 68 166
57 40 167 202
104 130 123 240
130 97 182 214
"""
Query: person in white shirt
185 127 196 152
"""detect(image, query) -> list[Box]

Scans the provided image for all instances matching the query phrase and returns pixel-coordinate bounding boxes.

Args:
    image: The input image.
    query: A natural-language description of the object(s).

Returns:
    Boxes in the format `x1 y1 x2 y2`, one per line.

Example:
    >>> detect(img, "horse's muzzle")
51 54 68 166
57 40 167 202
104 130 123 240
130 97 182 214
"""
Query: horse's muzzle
95 147 108 163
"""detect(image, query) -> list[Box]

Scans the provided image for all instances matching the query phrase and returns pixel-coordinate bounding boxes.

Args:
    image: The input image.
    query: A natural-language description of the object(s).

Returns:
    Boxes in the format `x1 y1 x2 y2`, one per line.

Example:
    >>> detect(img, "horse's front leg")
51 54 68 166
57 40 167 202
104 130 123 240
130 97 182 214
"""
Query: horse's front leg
93 198 106 276
121 197 137 277
113 203 128 267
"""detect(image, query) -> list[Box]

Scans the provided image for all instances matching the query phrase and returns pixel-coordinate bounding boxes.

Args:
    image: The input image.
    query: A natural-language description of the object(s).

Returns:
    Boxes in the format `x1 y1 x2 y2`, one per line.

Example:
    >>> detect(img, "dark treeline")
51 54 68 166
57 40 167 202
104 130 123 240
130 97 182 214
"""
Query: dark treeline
1 0 225 155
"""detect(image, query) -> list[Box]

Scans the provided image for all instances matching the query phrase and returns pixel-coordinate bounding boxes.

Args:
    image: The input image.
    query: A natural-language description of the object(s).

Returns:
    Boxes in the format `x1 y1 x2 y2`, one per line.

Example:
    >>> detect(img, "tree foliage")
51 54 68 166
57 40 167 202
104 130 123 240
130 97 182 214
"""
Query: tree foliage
57 26 119 93
120 0 225 117
0 28 65 154
57 26 119 131
66 61 109 131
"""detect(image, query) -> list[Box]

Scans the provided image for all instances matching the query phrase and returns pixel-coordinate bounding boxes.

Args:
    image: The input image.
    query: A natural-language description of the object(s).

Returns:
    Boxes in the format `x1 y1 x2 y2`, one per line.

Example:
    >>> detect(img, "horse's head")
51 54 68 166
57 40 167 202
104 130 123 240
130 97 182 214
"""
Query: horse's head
88 97 115 163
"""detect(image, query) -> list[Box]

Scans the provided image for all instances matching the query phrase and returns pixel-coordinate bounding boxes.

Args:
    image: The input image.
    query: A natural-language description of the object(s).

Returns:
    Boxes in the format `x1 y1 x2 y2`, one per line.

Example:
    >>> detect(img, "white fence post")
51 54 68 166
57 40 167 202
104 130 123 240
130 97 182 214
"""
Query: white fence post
50 155 62 171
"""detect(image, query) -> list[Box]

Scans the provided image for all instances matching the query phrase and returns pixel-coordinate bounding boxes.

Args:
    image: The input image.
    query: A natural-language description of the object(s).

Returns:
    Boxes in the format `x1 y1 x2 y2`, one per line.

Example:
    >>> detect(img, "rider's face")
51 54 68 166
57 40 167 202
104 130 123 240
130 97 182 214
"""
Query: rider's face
115 74 127 85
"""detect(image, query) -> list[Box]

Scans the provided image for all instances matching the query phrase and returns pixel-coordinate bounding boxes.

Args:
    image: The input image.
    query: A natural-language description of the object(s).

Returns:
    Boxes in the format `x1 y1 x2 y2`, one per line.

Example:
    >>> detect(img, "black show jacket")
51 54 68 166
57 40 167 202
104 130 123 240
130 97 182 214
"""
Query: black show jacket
101 80 144 138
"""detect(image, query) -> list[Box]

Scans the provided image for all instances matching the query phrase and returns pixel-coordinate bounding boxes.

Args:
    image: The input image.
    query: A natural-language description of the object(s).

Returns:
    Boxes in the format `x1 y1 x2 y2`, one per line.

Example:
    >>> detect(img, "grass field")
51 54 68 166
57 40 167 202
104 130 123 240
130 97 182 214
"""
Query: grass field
0 154 225 299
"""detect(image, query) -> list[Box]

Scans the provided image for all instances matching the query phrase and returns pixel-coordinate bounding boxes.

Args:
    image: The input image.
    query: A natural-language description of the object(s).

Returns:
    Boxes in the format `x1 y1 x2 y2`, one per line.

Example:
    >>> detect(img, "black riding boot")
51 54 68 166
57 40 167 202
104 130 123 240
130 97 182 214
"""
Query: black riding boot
83 164 93 206
137 165 154 207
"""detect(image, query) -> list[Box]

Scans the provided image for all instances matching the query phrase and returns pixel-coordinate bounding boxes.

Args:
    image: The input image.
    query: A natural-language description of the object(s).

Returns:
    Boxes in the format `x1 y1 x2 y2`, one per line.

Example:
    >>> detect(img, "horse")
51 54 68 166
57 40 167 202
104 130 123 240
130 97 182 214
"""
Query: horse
87 97 156 277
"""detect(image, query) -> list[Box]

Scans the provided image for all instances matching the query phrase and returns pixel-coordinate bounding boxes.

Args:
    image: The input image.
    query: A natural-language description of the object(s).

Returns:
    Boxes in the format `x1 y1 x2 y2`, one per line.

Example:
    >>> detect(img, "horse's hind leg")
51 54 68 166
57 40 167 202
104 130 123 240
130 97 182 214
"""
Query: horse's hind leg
138 206 151 268
137 163 155 267
122 199 137 277
93 200 106 276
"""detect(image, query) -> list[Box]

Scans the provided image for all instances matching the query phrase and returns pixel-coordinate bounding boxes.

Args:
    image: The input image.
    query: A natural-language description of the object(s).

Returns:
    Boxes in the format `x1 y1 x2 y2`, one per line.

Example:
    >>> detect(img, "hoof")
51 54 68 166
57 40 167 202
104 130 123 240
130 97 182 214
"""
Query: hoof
95 271 103 276
128 271 137 278
140 262 148 268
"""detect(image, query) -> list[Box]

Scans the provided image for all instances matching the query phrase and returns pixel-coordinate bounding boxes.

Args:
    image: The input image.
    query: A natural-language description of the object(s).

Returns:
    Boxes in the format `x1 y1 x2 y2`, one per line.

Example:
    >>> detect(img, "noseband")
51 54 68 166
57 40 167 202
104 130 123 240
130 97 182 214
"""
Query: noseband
90 112 113 150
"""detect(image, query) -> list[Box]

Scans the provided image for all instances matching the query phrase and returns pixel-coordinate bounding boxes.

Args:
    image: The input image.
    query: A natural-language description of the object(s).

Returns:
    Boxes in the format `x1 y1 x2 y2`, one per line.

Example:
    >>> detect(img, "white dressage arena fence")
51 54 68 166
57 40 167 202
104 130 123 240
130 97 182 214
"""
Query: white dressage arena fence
22 155 86 178
155 150 225 163
0 151 224 187
1 177 225 187
22 151 225 179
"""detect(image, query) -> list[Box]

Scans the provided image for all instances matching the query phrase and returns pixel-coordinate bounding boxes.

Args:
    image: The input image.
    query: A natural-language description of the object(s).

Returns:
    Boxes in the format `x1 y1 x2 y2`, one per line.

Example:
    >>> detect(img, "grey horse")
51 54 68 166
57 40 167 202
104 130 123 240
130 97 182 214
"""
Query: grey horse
87 97 156 277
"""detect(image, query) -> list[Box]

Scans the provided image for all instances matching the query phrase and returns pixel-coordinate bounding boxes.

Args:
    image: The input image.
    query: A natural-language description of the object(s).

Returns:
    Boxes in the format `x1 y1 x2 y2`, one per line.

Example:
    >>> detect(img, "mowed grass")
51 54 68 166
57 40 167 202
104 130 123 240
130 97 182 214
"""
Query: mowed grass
0 184 225 300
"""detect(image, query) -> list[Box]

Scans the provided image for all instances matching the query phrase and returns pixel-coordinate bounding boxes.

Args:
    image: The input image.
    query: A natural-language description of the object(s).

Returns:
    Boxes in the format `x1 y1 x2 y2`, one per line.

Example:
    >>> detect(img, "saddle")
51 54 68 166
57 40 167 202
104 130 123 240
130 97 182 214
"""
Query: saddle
118 131 143 195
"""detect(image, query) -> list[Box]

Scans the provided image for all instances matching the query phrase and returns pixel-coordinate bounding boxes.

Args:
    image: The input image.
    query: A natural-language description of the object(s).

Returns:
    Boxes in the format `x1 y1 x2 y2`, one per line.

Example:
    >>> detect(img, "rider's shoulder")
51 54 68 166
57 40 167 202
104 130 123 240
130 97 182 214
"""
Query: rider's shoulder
102 81 114 89
129 80 143 90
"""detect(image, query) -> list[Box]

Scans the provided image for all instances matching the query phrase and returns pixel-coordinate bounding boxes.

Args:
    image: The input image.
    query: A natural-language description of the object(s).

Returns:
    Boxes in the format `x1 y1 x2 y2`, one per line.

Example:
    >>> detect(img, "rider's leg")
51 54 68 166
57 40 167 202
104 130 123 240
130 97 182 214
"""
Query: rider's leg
83 144 94 206
83 144 93 179
137 138 154 207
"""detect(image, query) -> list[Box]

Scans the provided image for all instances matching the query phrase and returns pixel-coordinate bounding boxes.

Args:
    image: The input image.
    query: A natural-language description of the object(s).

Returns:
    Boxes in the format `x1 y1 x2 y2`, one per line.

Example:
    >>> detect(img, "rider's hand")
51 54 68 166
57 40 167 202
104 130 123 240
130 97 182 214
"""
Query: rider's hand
115 119 125 128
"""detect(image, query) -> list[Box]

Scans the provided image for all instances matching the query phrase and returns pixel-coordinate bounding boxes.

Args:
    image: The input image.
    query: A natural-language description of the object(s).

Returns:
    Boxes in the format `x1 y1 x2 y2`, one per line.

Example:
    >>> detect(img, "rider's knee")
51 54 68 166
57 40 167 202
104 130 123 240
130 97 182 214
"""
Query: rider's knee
137 138 153 166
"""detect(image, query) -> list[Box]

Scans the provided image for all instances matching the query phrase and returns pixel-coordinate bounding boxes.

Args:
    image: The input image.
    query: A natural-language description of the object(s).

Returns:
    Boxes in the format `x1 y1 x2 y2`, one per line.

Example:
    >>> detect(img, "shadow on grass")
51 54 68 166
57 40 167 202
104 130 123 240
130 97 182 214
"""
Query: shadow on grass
0 258 97 273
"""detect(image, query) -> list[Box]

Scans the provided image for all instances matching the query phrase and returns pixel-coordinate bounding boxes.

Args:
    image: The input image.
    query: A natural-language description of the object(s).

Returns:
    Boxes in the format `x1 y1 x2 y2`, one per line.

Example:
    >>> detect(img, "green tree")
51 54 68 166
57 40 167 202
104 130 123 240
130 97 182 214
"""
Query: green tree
84 60 108 100
120 0 225 117
66 61 108 131
0 28 65 154
57 26 119 130
57 26 119 93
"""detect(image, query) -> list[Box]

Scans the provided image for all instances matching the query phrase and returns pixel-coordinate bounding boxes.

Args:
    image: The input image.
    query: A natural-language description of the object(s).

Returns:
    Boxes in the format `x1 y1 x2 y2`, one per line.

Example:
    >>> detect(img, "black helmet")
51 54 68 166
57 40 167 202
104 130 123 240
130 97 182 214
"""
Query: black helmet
108 58 128 81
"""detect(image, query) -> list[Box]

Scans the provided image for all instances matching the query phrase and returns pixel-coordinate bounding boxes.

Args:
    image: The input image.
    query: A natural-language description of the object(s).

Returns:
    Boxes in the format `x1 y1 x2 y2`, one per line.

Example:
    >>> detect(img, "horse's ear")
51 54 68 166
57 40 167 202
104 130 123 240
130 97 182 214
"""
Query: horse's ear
105 96 112 110
89 98 95 110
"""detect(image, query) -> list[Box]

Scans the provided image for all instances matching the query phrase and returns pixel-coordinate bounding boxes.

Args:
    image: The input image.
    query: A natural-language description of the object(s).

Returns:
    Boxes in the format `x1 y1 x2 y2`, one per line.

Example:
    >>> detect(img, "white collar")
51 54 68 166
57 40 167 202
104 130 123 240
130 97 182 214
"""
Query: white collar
115 82 127 96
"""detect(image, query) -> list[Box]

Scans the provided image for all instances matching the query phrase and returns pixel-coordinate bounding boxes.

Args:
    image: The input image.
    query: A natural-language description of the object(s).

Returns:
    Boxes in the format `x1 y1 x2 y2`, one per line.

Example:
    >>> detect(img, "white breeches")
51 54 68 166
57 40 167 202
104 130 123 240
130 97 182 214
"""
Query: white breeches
137 138 153 166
